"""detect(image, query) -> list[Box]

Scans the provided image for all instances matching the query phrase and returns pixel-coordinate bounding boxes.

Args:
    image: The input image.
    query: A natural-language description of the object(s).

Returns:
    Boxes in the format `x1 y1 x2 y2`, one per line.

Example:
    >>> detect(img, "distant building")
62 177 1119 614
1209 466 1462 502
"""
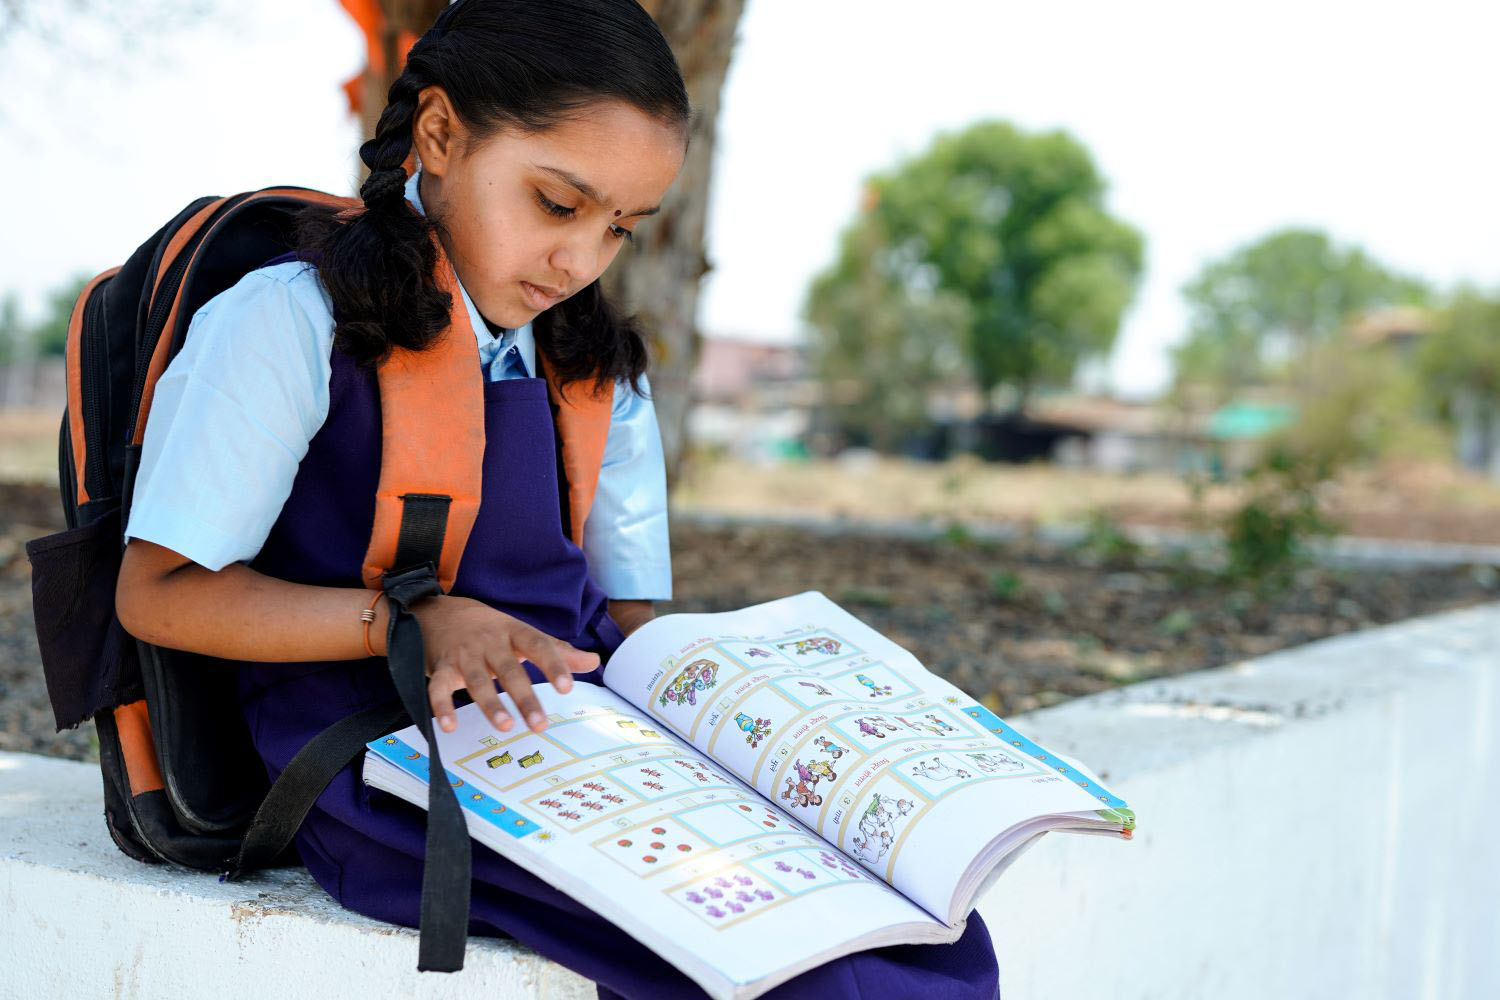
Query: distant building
1031 394 1282 476
0 357 65 411
688 336 816 460
1346 305 1431 355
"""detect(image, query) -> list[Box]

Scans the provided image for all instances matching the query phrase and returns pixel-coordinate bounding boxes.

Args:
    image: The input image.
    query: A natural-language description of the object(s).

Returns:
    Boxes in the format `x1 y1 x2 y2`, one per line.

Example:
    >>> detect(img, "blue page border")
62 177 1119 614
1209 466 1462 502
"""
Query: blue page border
960 704 1128 810
366 736 541 839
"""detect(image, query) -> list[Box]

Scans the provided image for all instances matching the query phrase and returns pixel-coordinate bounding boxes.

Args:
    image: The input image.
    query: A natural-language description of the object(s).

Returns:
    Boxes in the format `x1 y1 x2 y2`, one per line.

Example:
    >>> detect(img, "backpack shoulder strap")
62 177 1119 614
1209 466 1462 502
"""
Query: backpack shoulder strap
360 243 484 593
131 189 355 450
539 356 614 548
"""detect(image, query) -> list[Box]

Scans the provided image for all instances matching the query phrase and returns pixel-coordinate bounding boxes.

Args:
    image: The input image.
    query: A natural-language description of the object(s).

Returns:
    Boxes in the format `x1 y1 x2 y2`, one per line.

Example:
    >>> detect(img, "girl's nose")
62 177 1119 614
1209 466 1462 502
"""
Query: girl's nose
548 235 603 288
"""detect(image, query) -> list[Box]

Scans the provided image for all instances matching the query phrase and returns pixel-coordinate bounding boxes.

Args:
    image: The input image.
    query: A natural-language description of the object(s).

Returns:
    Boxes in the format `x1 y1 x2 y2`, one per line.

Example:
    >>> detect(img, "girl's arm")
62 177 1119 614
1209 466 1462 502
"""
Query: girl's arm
116 538 599 734
607 599 655 636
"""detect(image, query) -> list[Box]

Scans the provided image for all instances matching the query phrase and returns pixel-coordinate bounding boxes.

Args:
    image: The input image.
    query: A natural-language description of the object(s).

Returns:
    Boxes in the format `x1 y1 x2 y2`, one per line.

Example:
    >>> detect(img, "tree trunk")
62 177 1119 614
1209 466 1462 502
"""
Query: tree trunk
601 0 745 483
361 0 746 484
360 1 448 145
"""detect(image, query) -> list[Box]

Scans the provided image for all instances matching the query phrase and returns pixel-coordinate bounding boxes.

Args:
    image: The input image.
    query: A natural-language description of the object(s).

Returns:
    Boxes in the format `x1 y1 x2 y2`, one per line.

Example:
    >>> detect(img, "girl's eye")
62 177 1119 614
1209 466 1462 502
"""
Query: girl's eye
537 191 634 243
535 191 575 218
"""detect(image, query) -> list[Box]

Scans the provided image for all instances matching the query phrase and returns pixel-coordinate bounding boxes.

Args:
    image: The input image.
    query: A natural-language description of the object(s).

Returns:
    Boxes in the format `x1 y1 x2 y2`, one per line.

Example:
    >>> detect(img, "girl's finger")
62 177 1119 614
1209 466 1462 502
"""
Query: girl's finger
496 660 548 732
427 662 460 733
456 648 513 733
512 627 599 694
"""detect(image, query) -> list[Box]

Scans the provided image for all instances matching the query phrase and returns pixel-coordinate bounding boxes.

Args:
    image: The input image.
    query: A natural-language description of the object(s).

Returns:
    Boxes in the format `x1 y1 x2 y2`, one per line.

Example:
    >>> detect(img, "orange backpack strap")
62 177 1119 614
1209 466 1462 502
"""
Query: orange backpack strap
360 244 485 592
538 353 614 548
65 266 121 507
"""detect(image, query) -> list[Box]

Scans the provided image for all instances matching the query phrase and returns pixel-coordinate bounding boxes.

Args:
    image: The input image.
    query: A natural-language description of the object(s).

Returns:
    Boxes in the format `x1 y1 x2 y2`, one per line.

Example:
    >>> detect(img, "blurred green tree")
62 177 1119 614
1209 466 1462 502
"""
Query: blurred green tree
1172 228 1428 403
0 294 22 366
807 121 1143 423
805 215 970 450
1418 285 1500 414
1418 286 1500 473
31 277 89 357
0 276 88 364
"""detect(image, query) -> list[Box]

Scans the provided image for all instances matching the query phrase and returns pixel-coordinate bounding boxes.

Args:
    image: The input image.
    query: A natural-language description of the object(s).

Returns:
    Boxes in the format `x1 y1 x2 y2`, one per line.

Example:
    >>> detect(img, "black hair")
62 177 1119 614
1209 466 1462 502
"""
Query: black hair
297 0 690 393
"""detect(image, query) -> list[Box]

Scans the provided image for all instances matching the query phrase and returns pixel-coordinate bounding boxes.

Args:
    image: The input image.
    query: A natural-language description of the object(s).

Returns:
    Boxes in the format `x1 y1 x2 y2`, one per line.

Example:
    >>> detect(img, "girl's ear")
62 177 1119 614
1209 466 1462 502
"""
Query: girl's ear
412 85 463 178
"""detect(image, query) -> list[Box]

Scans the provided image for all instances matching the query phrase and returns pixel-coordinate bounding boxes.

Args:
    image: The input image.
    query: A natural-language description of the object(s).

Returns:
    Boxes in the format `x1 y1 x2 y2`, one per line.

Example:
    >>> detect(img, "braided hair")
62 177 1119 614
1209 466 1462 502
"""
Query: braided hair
297 0 690 393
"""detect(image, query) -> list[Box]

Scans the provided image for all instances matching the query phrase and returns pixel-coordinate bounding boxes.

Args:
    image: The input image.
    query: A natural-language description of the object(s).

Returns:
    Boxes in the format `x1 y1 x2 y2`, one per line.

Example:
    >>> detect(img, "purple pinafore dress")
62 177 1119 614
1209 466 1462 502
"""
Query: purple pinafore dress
233 345 1001 999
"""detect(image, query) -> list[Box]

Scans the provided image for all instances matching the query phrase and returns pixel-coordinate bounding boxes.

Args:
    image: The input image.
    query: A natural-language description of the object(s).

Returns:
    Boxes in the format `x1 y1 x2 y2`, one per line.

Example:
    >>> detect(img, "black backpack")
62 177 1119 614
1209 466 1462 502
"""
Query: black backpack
24 184 613 970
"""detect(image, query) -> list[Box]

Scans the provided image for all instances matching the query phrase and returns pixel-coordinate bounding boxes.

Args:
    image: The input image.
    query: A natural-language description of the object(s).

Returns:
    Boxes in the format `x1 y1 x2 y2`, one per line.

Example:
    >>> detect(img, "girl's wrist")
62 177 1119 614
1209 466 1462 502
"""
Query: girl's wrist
360 591 385 656
362 591 451 658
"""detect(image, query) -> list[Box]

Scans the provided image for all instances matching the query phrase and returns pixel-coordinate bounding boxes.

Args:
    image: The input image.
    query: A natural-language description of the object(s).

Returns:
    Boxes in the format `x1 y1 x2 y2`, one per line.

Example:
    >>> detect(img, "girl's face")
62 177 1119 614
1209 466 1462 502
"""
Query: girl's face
413 91 686 330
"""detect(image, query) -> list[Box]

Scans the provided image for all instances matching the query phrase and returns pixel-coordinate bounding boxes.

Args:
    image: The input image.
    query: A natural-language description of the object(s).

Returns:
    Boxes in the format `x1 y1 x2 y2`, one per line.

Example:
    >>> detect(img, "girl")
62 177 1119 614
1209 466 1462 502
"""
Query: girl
113 1 1000 996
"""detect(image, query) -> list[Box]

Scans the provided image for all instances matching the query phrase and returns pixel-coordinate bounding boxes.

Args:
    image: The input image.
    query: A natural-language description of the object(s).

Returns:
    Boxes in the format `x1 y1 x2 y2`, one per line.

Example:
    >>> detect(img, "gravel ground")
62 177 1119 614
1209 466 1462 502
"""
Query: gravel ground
3 480 1495 763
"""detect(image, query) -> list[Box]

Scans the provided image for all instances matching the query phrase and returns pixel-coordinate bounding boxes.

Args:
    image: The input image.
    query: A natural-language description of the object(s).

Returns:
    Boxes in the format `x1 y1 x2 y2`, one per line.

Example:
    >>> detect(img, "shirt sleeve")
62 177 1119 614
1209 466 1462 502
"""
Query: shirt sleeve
124 264 335 570
581 371 673 600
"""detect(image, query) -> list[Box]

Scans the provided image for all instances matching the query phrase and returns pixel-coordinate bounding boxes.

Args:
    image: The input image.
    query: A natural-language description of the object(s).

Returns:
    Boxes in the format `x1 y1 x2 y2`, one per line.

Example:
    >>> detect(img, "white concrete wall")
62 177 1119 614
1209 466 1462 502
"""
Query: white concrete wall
4 602 1497 999
977 601 1500 1000
0 753 594 1000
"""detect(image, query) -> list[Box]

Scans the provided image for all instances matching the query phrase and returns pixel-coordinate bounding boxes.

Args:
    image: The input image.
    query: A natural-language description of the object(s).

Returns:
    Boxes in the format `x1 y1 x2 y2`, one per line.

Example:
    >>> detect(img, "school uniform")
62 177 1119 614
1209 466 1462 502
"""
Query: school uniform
125 170 1000 999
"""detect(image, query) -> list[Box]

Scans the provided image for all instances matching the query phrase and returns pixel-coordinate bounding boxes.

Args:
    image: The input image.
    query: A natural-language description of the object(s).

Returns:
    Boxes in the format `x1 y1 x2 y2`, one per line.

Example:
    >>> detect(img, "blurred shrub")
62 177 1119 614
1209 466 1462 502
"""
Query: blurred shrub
1418 286 1500 422
1072 509 1141 568
1220 445 1339 592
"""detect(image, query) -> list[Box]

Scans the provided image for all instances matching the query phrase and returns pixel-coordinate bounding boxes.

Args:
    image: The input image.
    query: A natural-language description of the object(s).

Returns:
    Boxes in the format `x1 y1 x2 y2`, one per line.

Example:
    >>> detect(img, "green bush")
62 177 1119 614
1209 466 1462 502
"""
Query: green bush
1220 446 1339 592
988 570 1023 601
1073 509 1141 568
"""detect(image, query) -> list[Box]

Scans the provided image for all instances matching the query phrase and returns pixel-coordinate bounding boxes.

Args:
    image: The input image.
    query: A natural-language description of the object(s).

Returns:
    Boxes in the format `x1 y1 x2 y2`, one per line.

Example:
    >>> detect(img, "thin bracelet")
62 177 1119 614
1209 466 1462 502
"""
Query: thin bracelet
360 590 385 657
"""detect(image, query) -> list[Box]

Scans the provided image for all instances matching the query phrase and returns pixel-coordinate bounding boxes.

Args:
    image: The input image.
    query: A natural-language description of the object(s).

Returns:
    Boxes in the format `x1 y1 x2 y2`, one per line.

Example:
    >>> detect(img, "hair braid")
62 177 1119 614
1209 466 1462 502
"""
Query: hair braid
358 73 423 208
300 68 449 367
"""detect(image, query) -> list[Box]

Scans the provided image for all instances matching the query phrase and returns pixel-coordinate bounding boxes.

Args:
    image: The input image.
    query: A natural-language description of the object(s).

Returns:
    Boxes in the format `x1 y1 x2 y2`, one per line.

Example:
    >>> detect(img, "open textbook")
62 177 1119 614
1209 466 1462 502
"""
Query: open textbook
363 591 1135 1000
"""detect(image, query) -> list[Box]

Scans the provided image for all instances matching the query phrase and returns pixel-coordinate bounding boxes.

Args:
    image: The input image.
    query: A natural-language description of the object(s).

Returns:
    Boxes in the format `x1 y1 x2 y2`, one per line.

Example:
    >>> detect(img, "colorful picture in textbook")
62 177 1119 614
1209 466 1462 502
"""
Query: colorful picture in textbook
659 657 722 709
627 610 1131 887
372 690 883 932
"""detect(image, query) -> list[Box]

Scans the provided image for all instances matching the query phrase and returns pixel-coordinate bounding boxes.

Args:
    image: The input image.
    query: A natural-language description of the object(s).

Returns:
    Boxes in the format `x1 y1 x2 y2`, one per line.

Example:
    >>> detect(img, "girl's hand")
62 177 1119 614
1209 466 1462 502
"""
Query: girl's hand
412 595 600 735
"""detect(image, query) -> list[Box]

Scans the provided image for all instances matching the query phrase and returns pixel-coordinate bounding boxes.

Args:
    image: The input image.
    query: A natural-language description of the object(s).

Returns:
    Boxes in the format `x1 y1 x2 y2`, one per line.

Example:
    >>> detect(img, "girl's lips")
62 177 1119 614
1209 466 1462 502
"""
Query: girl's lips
520 280 563 309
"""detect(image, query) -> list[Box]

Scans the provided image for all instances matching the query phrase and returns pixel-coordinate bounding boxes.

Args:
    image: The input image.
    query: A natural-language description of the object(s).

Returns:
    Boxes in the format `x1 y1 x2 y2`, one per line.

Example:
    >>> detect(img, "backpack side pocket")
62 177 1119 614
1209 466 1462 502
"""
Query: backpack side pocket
25 504 143 731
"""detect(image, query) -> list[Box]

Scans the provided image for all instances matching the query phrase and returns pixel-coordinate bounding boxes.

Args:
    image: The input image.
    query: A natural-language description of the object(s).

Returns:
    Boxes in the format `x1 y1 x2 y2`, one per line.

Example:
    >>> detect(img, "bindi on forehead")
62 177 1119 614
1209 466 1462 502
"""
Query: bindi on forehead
534 162 661 218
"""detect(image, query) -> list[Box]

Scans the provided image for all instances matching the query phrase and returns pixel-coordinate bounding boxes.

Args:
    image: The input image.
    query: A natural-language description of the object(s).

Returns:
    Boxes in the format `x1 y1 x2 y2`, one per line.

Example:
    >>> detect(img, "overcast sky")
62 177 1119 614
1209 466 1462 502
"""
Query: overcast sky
6 0 1498 398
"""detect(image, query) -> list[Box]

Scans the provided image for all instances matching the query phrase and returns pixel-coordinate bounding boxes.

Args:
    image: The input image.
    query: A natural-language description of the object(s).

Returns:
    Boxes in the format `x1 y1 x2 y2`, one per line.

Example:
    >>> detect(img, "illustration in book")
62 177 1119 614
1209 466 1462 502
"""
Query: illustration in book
848 793 915 866
661 657 721 708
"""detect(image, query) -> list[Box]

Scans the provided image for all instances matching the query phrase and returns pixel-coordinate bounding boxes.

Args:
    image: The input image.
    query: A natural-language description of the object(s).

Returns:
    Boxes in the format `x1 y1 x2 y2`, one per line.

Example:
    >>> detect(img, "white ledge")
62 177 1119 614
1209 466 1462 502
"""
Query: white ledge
976 600 1500 999
0 752 595 999
6 601 1499 998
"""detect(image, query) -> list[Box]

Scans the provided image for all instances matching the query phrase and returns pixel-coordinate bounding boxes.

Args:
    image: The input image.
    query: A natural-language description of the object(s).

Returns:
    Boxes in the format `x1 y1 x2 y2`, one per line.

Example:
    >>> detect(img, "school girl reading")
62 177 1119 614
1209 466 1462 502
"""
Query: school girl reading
112 2 1000 996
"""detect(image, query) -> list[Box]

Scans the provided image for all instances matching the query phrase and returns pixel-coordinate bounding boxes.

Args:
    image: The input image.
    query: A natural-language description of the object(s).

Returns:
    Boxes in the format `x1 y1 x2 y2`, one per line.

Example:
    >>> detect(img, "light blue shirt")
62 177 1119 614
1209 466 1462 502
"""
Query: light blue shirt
125 170 672 600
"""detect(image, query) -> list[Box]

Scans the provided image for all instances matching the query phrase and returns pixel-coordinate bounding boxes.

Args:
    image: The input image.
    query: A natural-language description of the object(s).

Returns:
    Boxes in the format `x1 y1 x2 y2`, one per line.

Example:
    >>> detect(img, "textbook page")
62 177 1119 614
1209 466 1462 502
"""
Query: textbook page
601 591 1135 922
363 681 956 1000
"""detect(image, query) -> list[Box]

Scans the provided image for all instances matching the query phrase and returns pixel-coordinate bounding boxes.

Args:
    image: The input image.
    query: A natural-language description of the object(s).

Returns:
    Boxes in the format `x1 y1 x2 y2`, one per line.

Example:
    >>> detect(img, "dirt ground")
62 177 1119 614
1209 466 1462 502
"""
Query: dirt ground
673 454 1500 546
4 477 1494 764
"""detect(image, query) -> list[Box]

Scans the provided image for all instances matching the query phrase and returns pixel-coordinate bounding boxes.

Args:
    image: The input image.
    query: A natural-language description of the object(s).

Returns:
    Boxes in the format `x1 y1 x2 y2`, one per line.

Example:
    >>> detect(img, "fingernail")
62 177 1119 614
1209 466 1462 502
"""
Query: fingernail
556 678 573 693
528 711 545 728
441 715 456 732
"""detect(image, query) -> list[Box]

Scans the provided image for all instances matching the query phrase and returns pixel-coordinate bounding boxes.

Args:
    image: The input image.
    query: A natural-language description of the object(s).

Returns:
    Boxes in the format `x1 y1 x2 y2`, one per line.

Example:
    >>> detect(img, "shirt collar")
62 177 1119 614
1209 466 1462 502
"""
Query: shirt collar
403 168 536 378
